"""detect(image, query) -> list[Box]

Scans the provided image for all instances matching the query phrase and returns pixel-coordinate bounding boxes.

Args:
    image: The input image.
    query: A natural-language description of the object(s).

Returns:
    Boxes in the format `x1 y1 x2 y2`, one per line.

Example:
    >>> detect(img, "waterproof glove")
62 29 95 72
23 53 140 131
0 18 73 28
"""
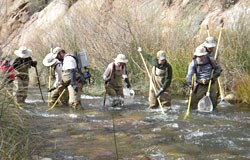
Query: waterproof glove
48 87 56 92
69 69 76 85
72 84 78 92
69 69 78 92
199 78 210 85
124 78 131 88
186 82 193 90
31 61 37 67
156 88 164 98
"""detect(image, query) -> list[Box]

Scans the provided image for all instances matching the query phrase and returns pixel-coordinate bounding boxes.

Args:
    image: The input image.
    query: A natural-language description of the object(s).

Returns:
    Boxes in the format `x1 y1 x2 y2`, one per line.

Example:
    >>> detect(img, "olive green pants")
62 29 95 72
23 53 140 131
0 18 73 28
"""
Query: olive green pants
149 89 171 108
51 84 69 105
13 76 29 103
62 71 83 109
191 81 219 110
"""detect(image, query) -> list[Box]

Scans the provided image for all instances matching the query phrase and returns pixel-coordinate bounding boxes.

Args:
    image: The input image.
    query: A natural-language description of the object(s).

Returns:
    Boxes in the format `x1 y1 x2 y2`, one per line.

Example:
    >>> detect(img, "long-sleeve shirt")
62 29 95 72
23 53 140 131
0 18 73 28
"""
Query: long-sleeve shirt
53 60 63 88
103 62 128 80
0 64 15 80
186 56 221 84
140 50 172 90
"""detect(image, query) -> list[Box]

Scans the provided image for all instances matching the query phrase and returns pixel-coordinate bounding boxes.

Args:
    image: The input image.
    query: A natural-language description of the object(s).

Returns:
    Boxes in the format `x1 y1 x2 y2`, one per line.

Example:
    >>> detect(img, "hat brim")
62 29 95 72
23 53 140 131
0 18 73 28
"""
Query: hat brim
114 58 128 63
14 49 32 58
43 59 57 67
159 56 166 61
194 52 207 56
204 42 216 48
42 53 58 66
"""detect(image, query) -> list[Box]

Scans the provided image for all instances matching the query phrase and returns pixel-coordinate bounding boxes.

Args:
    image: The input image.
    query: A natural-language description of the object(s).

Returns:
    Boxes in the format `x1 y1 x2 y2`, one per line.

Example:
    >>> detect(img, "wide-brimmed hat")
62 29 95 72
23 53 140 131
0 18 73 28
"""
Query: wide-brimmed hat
203 36 216 48
194 46 207 56
52 47 64 55
156 50 166 60
14 46 32 58
114 54 128 63
42 52 58 66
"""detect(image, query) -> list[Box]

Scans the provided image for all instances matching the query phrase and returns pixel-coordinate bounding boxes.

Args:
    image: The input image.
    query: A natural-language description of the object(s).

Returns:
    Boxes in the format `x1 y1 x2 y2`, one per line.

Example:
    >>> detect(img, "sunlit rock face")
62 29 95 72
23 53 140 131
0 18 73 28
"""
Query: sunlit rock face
0 0 249 53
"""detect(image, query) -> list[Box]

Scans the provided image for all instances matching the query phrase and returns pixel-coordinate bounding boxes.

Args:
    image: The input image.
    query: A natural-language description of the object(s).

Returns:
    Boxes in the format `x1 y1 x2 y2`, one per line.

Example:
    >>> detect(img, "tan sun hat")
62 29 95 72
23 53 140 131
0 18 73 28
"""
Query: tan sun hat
14 46 32 58
42 52 58 66
203 36 216 48
52 47 64 55
194 46 207 56
156 50 166 60
114 54 128 63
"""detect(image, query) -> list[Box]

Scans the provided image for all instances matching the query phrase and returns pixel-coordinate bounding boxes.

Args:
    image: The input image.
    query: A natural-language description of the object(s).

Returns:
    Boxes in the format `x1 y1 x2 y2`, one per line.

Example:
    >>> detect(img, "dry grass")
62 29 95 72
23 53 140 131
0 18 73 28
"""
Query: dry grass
234 74 250 103
220 13 250 98
0 89 41 159
25 1 250 101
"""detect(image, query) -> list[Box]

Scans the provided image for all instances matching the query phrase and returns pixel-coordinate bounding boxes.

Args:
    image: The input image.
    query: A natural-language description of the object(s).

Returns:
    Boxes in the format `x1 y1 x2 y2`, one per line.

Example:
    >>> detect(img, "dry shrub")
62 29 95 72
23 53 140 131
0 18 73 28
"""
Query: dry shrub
22 1 250 99
47 0 205 94
234 74 250 103
220 12 250 96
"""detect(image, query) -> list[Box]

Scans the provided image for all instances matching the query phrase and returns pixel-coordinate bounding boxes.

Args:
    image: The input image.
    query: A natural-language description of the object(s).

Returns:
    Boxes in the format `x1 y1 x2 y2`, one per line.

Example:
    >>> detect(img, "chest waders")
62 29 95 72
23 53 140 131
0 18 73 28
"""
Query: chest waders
14 62 30 103
149 66 171 108
197 22 224 112
105 63 124 107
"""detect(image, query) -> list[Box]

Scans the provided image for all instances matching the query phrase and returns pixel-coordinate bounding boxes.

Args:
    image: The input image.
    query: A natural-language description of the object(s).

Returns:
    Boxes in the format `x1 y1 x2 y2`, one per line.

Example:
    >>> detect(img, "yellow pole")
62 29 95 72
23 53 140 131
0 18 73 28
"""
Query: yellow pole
184 75 194 119
206 22 223 94
206 24 211 37
4 87 22 109
47 66 52 107
46 89 66 112
206 23 225 101
138 51 165 114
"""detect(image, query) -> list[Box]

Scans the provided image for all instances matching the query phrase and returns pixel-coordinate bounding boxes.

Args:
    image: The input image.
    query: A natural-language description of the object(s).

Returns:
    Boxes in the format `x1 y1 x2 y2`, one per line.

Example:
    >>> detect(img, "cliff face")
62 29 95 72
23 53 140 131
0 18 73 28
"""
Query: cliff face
0 0 249 55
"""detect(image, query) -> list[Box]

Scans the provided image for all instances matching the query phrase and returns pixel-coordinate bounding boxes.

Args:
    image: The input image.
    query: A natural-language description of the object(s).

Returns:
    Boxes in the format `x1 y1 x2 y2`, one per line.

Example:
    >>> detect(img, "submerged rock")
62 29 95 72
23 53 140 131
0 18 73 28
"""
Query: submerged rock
224 93 241 103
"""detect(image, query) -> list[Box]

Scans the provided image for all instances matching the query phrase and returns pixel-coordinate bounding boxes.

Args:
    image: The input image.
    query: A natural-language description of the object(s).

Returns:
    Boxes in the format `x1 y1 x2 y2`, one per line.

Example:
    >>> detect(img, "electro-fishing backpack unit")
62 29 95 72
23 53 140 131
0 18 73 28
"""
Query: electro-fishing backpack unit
73 51 95 85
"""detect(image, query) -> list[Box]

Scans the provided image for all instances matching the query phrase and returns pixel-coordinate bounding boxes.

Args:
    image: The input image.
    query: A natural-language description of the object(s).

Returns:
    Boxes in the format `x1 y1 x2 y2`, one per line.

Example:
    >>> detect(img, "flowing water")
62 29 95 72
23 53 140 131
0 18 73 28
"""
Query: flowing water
22 89 250 160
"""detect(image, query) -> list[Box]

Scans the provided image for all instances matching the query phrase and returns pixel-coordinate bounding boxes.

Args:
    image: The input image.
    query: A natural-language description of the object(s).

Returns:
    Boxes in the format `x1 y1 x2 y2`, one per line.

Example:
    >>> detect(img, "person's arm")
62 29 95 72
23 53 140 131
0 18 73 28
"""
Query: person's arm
185 61 195 85
211 64 222 80
122 66 131 88
140 50 157 66
29 57 37 68
54 63 62 87
12 58 22 69
103 63 112 82
162 63 172 90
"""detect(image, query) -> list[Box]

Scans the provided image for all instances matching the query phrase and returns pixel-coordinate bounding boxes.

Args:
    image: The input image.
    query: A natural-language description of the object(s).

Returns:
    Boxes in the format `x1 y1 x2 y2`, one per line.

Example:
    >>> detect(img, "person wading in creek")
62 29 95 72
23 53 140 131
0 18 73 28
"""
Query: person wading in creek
137 47 172 109
43 47 69 106
200 36 220 63
61 48 84 110
12 46 37 103
0 57 15 91
186 46 222 110
103 53 132 107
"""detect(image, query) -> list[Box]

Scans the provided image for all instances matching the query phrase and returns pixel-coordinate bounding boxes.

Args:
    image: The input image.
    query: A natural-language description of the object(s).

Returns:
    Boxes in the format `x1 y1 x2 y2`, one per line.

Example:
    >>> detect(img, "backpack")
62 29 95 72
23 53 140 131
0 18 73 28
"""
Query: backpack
193 56 215 74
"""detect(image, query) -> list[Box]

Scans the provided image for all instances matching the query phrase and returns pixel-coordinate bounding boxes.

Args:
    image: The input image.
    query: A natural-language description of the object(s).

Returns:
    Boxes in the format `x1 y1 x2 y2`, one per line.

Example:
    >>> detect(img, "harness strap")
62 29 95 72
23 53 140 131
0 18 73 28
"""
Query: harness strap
193 56 215 74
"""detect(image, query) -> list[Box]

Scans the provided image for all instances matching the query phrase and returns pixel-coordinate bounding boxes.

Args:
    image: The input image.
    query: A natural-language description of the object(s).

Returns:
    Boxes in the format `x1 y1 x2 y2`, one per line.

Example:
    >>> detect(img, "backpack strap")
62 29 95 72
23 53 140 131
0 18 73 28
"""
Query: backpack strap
207 56 216 69
112 62 116 79
193 56 215 74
